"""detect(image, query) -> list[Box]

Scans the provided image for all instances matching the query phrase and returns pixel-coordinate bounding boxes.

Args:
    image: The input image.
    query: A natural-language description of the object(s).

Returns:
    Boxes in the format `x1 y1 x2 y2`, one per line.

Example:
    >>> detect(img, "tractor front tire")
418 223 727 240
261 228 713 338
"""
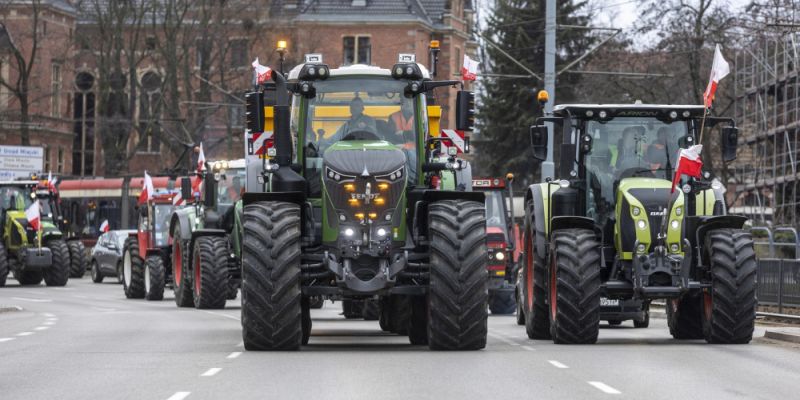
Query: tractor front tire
388 295 410 335
122 237 145 299
523 203 551 339
427 200 488 350
489 290 516 315
192 236 229 309
362 299 380 321
241 201 303 351
702 229 757 344
408 295 428 345
144 255 165 301
44 239 70 287
67 240 86 278
667 293 704 339
515 286 525 325
0 243 8 287
171 227 193 307
549 229 601 345
634 303 650 328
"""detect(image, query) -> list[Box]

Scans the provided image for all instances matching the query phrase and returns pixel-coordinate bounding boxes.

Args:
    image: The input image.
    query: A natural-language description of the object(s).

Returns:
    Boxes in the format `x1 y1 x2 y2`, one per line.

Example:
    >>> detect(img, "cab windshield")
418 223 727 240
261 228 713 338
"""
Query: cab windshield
0 186 34 211
217 167 246 205
152 204 174 247
485 191 509 238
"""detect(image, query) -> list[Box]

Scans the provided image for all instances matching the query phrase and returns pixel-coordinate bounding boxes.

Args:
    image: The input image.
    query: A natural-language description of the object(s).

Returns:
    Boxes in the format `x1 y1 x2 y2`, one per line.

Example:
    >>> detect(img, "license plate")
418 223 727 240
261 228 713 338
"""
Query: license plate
600 298 619 307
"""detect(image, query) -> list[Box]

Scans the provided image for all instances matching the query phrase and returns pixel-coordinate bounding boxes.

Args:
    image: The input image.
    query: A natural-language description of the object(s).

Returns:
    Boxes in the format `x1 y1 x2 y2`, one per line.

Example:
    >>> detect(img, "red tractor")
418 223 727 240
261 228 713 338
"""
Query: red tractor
122 188 182 300
473 175 519 314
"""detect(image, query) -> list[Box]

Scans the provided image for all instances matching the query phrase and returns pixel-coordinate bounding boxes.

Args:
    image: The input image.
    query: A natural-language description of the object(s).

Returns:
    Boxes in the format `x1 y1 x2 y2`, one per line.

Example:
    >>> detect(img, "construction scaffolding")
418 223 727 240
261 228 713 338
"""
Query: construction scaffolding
733 32 800 229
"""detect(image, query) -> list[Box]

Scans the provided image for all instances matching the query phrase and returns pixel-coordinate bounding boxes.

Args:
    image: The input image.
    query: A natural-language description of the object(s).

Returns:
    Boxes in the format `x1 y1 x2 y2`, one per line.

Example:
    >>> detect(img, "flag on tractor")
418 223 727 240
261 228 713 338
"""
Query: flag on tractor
252 58 272 85
703 44 730 108
197 142 206 172
671 145 704 193
139 171 155 203
47 171 58 193
461 55 478 81
25 200 41 231
100 219 110 233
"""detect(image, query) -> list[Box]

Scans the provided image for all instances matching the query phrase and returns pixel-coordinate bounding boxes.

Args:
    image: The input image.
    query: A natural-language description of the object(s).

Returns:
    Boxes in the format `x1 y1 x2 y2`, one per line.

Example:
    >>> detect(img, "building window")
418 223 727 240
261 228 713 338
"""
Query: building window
343 36 371 65
0 57 8 109
230 39 248 67
145 36 157 51
44 145 51 172
57 148 64 173
73 72 95 176
138 71 162 153
51 63 62 117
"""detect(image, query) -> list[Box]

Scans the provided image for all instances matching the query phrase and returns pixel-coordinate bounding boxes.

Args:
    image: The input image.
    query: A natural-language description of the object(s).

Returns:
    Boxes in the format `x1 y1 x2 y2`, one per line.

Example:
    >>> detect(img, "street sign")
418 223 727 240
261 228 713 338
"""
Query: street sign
0 145 43 180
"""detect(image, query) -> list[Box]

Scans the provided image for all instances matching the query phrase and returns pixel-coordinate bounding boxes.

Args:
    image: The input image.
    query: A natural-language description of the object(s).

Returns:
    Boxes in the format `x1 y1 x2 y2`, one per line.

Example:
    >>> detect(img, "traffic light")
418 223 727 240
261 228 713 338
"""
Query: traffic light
245 91 265 133
456 90 475 131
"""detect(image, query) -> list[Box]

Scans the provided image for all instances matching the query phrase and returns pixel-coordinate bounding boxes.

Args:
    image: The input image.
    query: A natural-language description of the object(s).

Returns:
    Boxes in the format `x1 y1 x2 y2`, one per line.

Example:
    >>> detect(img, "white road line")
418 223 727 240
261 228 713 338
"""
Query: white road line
548 360 569 369
236 341 244 348
200 368 222 377
16 332 34 336
42 313 55 317
588 381 621 394
34 326 49 331
0 338 15 342
43 321 56 325
166 392 191 400
227 352 242 359
521 345 536 351
201 310 240 321
489 333 520 346
11 297 51 303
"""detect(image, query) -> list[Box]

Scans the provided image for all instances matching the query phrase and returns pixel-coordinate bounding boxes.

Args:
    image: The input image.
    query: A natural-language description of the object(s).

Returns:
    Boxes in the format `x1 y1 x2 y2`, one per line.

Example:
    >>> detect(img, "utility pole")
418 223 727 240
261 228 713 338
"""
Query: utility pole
542 0 556 180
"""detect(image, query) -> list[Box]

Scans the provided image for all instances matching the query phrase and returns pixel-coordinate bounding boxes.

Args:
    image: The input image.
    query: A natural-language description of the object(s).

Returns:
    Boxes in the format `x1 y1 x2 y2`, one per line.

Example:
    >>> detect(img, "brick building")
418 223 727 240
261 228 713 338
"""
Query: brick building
0 0 476 178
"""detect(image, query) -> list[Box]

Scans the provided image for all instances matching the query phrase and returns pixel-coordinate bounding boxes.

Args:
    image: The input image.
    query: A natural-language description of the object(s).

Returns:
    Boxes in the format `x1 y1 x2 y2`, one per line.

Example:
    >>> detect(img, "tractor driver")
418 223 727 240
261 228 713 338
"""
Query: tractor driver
224 176 242 203
388 100 415 149
615 126 646 177
334 97 377 138
646 127 675 174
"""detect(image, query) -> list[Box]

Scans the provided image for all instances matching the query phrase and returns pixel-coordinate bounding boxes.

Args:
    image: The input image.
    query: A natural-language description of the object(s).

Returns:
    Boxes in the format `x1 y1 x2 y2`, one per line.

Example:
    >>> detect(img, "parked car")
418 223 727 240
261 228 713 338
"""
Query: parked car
90 230 135 283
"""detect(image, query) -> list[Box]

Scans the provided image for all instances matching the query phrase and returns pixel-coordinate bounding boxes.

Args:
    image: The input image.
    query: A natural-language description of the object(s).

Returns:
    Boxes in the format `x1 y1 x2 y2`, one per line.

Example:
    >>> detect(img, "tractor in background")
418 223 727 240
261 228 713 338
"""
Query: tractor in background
520 100 756 344
35 176 87 278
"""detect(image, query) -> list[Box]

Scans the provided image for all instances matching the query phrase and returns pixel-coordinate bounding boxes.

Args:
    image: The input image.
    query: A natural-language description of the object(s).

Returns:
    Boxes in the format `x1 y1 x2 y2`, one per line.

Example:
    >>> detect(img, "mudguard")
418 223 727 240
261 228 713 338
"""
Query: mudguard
169 208 194 243
551 216 596 233
524 183 556 261
692 214 748 265
242 191 306 207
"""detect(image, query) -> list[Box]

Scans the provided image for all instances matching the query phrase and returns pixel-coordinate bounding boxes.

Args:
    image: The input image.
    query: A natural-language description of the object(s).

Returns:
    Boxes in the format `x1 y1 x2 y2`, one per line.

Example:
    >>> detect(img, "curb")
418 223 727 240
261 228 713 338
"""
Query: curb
764 329 800 344
0 305 23 314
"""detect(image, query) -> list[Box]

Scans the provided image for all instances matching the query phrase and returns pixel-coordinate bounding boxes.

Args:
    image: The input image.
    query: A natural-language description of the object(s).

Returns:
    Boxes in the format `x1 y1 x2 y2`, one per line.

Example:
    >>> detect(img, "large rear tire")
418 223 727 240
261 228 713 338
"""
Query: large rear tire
362 298 380 321
489 290 516 315
702 229 757 344
427 200 488 350
171 227 193 307
16 270 43 285
122 237 145 298
144 255 165 301
667 293 704 339
192 236 229 309
548 229 601 345
44 239 70 286
523 203 550 339
342 299 364 319
67 240 86 278
0 243 8 287
241 201 303 351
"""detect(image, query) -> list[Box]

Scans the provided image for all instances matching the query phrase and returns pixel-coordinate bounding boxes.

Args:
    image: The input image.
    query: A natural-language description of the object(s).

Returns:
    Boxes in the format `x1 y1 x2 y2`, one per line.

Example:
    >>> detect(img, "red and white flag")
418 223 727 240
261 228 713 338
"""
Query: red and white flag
252 58 272 85
25 200 41 231
703 44 730 108
100 219 110 233
139 171 155 203
461 55 478 81
671 145 704 192
197 142 206 172
47 171 57 192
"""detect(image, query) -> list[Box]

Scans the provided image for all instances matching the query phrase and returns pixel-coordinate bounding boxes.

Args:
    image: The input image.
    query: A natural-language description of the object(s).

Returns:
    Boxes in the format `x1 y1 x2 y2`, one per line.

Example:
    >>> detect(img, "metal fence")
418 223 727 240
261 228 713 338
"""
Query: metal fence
752 227 800 311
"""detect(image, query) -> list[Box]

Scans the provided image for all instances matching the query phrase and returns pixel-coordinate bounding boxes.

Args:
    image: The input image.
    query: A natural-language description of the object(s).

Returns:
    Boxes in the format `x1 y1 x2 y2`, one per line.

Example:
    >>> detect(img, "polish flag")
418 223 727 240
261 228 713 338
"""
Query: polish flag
703 44 730 108
252 58 272 84
25 200 41 231
100 219 110 233
461 55 479 81
138 171 155 203
671 145 704 192
47 171 58 193
197 142 206 172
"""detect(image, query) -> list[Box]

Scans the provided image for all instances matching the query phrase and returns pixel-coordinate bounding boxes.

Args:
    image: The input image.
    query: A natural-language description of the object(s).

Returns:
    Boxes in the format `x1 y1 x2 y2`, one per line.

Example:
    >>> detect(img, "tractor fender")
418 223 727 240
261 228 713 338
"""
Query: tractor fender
419 189 485 204
169 209 194 243
242 191 306 207
188 229 228 261
524 183 550 261
693 215 748 264
551 216 597 233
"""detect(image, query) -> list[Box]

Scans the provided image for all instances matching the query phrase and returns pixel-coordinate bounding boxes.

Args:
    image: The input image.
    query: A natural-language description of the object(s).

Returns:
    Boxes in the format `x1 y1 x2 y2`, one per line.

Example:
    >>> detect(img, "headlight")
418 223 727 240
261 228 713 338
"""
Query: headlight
495 251 505 261
344 228 355 237
671 220 679 230
670 243 680 252
632 207 641 216
675 207 682 216
377 228 387 237
637 220 647 230
326 166 355 182
637 243 647 253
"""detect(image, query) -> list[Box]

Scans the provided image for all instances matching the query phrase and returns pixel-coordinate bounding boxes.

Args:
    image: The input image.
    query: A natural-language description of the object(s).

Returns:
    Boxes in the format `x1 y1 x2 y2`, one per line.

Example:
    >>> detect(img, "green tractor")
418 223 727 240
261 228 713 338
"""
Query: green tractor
169 159 245 309
520 102 756 344
0 181 70 287
240 54 488 350
35 179 87 278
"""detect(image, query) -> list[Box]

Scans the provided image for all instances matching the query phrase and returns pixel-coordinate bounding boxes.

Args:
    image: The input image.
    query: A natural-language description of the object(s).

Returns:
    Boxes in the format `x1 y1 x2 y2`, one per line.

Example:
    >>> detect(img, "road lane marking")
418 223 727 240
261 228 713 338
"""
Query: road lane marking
236 341 244 348
91 306 117 312
43 321 56 325
588 381 621 394
202 310 240 321
166 392 191 400
548 360 569 369
34 326 49 331
489 333 520 346
201 368 222 377
227 352 242 359
42 313 55 317
521 345 536 351
16 332 34 336
11 297 51 303
0 338 14 342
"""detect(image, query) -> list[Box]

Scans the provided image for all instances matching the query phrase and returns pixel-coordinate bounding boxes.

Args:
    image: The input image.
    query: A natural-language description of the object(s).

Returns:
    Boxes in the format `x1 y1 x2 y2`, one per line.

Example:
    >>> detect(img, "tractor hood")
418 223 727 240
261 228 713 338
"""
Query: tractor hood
615 177 685 260
323 140 406 176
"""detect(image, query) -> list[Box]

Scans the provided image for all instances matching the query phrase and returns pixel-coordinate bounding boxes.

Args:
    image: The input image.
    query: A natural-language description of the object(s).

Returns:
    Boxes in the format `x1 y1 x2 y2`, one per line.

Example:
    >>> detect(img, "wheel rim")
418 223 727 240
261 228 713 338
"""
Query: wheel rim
194 249 201 297
173 239 182 285
550 255 557 321
525 225 534 311
123 251 132 287
144 262 151 293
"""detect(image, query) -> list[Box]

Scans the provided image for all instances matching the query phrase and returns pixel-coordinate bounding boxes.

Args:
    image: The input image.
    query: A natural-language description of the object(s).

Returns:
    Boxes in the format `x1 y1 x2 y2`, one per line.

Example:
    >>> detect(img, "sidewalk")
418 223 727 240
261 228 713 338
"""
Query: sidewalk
764 328 800 344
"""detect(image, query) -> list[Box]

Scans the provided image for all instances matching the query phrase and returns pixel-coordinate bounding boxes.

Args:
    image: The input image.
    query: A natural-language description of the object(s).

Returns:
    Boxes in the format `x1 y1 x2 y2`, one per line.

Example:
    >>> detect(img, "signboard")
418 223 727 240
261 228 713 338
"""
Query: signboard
0 145 43 181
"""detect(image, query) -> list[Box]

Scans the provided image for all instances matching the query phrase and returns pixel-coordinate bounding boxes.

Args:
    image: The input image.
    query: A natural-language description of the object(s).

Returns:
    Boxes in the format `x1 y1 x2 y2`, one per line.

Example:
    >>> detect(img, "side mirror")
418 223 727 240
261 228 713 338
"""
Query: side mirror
529 125 548 161
678 135 695 148
721 126 738 162
180 177 192 202
455 90 475 131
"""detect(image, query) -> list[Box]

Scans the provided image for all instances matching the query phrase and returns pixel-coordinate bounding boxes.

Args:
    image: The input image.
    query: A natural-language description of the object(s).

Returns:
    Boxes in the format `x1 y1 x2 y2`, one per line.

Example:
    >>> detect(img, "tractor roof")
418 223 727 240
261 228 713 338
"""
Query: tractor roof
0 180 37 187
287 63 431 81
553 104 706 118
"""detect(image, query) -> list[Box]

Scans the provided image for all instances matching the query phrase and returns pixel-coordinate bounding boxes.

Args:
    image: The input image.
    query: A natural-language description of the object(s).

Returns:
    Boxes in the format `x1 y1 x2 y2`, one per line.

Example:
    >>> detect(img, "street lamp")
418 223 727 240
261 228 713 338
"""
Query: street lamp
276 40 287 75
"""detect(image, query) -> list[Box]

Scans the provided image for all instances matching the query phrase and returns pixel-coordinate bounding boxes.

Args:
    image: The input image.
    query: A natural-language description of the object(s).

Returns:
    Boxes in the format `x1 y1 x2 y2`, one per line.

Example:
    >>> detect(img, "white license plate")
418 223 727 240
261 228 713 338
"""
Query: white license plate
600 298 619 307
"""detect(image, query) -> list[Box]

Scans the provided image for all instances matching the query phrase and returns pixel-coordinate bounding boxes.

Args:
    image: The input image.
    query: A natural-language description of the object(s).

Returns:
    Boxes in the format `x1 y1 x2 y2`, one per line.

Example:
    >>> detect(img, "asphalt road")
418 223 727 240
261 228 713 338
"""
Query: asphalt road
2 278 799 400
